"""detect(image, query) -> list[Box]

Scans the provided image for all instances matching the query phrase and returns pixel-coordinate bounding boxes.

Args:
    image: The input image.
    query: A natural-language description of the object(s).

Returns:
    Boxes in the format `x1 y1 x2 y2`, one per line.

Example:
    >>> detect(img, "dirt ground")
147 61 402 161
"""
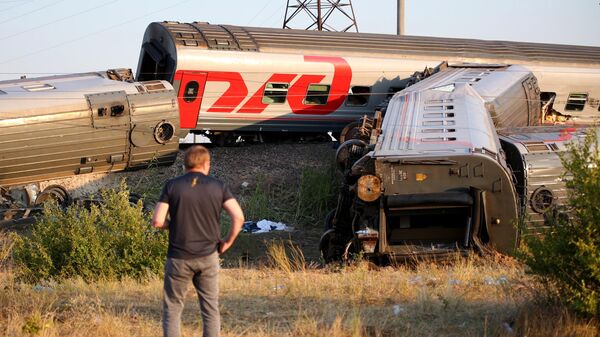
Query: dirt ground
4 142 338 263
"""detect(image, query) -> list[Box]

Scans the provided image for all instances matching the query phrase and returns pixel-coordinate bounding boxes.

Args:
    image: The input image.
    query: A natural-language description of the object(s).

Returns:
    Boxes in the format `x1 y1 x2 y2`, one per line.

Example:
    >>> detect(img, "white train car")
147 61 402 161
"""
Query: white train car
136 21 600 137
0 70 179 220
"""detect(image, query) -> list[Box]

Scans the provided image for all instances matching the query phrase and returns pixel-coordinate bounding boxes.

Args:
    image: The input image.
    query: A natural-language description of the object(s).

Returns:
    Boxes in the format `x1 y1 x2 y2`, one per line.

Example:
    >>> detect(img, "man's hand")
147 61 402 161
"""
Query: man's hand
218 240 234 254
152 202 170 230
220 199 244 255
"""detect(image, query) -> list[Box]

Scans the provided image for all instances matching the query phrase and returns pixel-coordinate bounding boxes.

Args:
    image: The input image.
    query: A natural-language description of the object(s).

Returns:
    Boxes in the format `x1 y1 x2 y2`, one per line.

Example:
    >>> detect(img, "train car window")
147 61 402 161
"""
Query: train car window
97 107 107 117
565 93 588 111
22 83 55 92
262 82 289 104
183 81 200 103
110 105 125 117
304 84 330 105
346 86 371 106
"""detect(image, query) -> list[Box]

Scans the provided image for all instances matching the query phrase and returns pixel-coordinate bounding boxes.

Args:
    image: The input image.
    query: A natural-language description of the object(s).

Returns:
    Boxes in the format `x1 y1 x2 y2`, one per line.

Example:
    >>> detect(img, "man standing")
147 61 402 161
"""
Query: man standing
152 145 244 337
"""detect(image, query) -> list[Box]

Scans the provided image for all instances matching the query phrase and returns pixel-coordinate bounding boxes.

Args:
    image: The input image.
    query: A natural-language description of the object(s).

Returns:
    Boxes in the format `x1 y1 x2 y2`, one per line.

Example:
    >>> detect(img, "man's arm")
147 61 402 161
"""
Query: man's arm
152 202 170 230
219 198 244 254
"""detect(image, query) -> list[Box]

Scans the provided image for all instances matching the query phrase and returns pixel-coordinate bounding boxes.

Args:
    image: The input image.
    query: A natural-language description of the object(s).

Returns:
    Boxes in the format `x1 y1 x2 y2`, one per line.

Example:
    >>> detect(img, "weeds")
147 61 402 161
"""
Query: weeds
266 240 306 273
12 182 167 282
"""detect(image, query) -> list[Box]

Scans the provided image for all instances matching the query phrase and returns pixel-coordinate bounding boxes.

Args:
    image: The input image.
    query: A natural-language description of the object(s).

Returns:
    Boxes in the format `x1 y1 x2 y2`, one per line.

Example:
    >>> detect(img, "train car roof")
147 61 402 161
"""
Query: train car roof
144 21 600 67
498 126 600 154
374 82 501 159
0 72 172 117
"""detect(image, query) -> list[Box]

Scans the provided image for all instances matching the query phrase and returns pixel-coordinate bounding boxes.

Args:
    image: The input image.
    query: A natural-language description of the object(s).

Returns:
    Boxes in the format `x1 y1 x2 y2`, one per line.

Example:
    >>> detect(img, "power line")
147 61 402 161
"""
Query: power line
0 0 195 66
247 0 277 26
0 0 122 42
0 0 36 13
0 0 67 25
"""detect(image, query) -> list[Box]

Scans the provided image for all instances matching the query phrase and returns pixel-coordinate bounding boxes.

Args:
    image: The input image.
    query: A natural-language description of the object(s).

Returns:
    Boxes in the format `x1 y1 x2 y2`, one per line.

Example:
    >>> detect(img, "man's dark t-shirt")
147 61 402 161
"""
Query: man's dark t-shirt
159 172 234 259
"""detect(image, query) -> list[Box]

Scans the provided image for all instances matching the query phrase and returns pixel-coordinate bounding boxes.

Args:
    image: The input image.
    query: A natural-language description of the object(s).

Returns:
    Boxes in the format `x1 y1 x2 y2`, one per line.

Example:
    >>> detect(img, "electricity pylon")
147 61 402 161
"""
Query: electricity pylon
283 0 359 32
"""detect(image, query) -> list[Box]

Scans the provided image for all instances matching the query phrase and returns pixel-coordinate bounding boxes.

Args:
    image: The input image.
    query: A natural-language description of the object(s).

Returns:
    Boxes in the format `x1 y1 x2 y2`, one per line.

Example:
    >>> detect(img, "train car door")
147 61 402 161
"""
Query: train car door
175 71 207 129
85 91 131 173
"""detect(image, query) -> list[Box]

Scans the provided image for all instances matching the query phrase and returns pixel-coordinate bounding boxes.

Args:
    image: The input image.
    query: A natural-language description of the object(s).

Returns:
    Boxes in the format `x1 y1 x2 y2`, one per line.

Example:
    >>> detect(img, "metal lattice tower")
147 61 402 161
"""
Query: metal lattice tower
283 0 359 32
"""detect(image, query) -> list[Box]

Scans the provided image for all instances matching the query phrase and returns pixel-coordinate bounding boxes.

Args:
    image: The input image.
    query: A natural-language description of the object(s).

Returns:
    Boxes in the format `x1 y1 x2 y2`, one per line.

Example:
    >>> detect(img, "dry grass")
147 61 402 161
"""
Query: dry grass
1 235 597 337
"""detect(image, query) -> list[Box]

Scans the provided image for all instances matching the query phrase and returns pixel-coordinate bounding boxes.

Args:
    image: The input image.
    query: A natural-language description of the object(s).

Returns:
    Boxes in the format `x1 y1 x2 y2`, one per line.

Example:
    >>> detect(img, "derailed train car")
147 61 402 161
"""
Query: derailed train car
136 21 600 139
0 70 180 221
320 64 597 260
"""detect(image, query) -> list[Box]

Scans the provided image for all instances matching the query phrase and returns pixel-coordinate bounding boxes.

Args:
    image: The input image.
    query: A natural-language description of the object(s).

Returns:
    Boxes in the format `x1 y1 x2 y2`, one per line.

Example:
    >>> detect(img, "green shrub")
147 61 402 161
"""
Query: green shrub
520 130 600 317
12 182 167 282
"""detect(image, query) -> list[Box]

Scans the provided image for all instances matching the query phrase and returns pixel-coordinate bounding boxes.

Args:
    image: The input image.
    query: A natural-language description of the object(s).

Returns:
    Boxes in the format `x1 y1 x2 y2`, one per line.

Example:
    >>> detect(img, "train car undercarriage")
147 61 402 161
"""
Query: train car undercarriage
320 63 589 262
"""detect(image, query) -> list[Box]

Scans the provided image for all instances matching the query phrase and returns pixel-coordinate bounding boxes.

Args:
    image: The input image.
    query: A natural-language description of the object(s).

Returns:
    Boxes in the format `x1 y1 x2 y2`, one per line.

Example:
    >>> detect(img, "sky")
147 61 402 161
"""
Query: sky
0 0 598 81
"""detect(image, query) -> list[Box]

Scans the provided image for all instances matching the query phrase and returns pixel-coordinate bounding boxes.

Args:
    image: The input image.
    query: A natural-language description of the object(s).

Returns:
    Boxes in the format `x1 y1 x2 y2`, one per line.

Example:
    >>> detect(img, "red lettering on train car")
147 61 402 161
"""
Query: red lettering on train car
176 56 353 127
206 72 248 113
238 74 298 113
288 56 352 115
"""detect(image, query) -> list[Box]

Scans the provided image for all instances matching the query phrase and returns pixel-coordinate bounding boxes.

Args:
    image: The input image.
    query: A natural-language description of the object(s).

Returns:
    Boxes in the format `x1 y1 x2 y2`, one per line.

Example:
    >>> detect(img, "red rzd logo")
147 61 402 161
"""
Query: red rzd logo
175 56 352 128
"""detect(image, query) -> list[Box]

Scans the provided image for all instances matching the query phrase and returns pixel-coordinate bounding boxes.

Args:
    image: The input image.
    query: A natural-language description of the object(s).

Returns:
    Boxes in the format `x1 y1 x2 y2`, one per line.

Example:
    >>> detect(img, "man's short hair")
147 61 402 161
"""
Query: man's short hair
184 145 211 170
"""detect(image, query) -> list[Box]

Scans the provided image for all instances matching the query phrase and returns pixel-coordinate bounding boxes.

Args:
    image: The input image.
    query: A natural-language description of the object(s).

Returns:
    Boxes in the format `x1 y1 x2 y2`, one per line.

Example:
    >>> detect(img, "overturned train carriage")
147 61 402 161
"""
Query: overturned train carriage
0 70 180 216
321 64 595 260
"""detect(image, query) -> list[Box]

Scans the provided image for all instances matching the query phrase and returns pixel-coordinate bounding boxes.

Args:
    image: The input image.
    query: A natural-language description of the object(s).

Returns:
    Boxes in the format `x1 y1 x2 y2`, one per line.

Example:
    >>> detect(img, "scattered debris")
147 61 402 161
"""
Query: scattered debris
392 304 404 315
484 276 509 285
242 220 290 233
241 181 249 188
32 285 54 293
448 279 461 285
273 284 286 291
407 275 423 285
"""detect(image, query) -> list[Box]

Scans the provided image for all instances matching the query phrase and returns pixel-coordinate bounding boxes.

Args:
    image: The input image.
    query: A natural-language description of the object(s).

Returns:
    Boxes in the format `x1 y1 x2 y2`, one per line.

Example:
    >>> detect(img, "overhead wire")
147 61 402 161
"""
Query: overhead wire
0 0 37 15
0 0 123 42
247 0 277 26
0 0 195 66
0 0 68 25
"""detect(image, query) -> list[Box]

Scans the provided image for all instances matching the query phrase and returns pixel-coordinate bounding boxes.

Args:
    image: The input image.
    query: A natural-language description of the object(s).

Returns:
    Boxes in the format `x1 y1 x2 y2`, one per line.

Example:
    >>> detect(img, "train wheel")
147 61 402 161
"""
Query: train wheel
339 120 372 143
35 185 70 207
335 139 368 172
323 209 336 230
319 229 346 263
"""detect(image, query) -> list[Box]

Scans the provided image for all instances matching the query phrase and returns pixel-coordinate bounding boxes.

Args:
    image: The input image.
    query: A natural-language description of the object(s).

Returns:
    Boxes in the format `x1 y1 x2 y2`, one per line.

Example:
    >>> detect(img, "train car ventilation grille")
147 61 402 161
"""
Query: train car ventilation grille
548 143 559 151
524 141 549 152
453 70 494 85
141 81 166 92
